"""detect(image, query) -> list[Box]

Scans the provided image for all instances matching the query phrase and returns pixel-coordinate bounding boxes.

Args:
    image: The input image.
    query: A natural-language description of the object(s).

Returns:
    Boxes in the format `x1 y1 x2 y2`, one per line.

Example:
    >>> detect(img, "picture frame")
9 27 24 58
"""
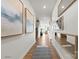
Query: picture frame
1 0 24 37
25 8 34 33
56 16 64 30
58 0 76 17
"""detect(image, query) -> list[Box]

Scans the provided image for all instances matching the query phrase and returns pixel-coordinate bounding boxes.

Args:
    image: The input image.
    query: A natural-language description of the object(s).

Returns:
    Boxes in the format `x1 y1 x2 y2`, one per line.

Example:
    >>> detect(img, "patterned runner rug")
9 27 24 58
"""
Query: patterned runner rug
32 47 52 59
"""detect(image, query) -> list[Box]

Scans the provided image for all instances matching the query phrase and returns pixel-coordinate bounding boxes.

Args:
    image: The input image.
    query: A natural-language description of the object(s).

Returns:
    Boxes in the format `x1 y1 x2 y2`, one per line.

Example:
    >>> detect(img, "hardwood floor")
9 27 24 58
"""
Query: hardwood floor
23 34 60 59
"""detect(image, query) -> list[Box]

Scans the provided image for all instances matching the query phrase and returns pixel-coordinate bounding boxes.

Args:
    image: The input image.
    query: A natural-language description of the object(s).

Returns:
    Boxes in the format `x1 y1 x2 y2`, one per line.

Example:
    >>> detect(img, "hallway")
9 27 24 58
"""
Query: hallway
1 0 78 59
23 33 60 59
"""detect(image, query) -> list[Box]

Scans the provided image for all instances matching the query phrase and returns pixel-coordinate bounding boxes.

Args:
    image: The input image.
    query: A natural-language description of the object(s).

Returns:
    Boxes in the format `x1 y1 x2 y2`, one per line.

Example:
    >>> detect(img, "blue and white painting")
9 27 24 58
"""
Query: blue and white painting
1 0 22 37
27 19 33 33
26 10 34 33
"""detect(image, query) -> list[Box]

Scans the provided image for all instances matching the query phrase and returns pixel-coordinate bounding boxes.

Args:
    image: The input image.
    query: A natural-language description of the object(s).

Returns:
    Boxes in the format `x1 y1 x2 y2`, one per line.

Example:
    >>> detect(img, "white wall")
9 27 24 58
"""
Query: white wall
51 0 78 59
1 0 36 59
1 34 35 59
52 0 78 35
64 1 78 35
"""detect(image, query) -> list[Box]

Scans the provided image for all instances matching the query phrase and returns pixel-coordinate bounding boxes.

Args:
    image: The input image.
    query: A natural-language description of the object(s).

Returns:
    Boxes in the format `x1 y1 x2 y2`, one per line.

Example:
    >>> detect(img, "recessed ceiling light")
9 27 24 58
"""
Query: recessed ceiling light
62 6 65 9
43 5 46 8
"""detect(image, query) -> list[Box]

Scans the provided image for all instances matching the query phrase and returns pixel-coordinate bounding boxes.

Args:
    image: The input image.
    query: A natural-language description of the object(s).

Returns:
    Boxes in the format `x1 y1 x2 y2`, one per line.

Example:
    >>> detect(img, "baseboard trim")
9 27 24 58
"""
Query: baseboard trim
20 41 36 59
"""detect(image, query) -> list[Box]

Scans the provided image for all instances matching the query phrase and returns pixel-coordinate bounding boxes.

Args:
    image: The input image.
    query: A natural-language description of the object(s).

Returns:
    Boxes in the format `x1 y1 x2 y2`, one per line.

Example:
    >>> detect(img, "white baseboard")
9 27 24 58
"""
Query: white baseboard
52 39 73 59
20 41 36 59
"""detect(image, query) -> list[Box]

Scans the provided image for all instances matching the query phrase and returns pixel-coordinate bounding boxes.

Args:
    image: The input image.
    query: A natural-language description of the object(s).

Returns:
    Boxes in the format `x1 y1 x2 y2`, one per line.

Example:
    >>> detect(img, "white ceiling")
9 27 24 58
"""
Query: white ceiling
28 0 57 17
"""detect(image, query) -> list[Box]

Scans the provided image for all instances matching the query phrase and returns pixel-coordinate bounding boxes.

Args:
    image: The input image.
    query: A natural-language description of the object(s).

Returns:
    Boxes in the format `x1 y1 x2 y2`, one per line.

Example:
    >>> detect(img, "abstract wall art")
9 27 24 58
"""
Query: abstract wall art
25 8 34 33
56 16 64 30
58 0 76 17
1 0 23 37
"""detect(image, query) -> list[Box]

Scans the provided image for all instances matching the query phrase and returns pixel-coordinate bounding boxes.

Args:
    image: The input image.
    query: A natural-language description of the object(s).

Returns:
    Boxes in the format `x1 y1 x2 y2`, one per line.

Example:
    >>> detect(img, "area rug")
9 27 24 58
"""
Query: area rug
32 47 52 59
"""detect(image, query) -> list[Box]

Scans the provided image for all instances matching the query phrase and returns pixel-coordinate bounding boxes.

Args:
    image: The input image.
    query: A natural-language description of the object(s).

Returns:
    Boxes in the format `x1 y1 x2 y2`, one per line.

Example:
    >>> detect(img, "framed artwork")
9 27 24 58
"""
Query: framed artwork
58 0 76 17
25 8 34 33
56 16 64 30
1 0 23 37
